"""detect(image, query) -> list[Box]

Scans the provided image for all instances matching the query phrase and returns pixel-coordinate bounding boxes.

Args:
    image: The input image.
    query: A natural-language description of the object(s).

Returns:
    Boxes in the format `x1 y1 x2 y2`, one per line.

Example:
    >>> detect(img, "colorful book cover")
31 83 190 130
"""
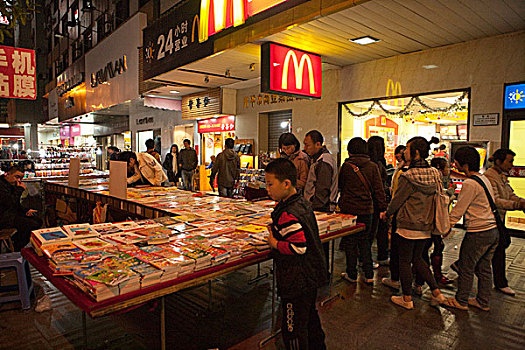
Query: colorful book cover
73 238 114 251
86 268 130 286
91 223 122 235
63 224 100 239
236 224 268 234
32 227 70 245
42 242 81 258
114 221 141 231
103 232 146 245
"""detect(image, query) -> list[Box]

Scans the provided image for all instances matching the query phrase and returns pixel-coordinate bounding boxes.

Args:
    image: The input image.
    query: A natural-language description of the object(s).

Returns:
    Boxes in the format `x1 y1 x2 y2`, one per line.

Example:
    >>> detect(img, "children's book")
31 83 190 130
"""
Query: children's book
90 223 122 235
32 227 71 246
63 224 100 240
73 237 114 251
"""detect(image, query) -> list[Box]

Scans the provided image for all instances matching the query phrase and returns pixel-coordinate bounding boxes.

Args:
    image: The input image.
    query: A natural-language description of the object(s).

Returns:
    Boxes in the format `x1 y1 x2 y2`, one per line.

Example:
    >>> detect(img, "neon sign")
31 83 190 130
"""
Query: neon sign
199 0 290 42
261 42 322 99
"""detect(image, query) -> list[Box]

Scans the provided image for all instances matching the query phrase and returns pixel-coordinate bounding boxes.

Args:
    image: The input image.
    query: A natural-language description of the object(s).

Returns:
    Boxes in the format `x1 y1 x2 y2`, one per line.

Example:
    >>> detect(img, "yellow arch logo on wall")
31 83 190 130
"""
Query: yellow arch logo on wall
386 79 402 106
282 50 316 94
199 0 246 43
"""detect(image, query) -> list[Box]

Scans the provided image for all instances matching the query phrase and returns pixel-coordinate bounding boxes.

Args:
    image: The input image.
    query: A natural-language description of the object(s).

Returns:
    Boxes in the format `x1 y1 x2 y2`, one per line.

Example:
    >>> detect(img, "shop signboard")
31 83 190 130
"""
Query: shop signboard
57 57 86 122
504 83 525 110
261 42 322 99
70 124 82 137
85 13 146 112
0 45 36 100
473 113 499 126
198 116 235 133
182 88 222 119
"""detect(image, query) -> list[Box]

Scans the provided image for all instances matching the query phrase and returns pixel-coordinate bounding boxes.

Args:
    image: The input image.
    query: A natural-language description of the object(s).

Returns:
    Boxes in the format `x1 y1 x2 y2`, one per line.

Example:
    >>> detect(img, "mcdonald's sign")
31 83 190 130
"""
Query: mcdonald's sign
261 42 322 99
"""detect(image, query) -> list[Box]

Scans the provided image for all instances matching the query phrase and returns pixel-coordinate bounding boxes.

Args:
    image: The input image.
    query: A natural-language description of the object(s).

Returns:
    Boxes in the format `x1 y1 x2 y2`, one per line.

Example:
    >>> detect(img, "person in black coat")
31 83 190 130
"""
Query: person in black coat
163 144 180 184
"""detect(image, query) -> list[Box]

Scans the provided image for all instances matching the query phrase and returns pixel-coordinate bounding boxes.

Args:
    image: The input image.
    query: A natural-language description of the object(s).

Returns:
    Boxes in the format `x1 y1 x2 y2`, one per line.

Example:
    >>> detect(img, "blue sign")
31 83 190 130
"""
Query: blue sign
505 83 525 109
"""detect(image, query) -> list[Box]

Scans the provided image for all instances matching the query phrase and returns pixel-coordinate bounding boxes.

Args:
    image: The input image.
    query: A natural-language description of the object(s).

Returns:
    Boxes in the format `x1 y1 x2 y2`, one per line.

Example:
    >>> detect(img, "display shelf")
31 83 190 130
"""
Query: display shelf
234 168 266 199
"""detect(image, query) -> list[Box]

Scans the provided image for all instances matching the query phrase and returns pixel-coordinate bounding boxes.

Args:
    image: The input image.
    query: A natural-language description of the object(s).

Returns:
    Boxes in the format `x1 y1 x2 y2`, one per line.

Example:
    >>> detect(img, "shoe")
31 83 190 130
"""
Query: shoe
437 276 454 285
468 298 489 311
442 297 468 310
372 262 379 269
341 272 357 283
413 285 423 296
360 276 374 285
382 277 400 289
431 256 454 285
390 295 413 310
497 287 516 296
378 259 390 266
35 295 52 313
430 293 446 306
450 261 459 274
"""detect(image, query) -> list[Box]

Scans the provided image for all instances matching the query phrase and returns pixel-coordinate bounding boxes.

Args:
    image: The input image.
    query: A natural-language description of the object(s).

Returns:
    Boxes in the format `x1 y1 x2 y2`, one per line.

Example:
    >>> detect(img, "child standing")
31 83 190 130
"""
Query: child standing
266 158 328 349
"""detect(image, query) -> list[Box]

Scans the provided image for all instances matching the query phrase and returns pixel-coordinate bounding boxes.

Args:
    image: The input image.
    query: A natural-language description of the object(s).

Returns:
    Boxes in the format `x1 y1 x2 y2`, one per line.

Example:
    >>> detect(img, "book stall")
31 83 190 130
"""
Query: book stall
24 181 364 349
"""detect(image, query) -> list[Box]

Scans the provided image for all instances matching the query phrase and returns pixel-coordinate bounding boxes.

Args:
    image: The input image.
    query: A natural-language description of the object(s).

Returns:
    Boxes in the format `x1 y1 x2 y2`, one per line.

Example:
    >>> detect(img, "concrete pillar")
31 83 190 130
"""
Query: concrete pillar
24 123 38 152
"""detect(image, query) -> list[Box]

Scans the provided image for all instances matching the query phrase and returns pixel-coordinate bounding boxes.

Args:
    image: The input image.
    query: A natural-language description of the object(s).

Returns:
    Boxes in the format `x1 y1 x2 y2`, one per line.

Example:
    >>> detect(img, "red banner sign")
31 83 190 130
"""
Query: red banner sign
261 42 322 99
198 116 235 133
0 45 36 100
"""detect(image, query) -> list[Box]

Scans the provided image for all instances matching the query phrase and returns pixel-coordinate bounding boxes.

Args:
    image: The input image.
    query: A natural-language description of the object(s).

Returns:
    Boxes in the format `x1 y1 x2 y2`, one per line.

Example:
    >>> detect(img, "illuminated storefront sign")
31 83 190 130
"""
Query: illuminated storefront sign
198 116 235 133
505 83 525 110
199 0 291 42
0 45 36 100
261 42 322 99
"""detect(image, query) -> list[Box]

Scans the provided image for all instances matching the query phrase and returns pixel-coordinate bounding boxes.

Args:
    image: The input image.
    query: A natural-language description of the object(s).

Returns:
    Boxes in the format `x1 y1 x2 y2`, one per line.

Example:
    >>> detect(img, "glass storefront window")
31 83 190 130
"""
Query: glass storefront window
340 90 469 166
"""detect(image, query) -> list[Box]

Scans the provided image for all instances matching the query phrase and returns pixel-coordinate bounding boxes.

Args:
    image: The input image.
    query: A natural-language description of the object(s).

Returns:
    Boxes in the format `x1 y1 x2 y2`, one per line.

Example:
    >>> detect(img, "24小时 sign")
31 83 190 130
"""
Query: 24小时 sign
473 113 499 126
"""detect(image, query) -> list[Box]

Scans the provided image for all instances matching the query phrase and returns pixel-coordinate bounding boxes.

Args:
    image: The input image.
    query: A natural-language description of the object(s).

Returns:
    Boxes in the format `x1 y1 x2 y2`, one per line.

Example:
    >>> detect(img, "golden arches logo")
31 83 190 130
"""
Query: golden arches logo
192 14 200 43
386 79 402 106
281 51 316 94
199 0 246 43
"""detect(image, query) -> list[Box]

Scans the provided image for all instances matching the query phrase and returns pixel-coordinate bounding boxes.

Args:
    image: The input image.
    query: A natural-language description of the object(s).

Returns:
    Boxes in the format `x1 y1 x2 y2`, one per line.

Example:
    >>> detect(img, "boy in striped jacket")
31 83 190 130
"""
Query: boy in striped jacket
266 158 328 350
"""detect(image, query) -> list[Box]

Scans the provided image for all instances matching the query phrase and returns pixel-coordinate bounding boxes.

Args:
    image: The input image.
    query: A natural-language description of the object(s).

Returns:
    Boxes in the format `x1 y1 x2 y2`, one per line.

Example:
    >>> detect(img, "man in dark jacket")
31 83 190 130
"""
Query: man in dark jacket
178 139 198 191
210 138 240 197
0 165 41 251
338 137 387 284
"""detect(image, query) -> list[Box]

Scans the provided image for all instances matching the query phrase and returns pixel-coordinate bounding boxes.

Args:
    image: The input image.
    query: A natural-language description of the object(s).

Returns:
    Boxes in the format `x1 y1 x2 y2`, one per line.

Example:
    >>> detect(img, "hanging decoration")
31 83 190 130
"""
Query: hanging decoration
343 91 468 119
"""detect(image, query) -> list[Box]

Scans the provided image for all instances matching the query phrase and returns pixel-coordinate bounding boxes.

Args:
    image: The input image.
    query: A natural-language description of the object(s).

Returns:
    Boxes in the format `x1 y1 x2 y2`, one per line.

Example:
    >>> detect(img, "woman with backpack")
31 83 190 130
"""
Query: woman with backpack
381 137 445 309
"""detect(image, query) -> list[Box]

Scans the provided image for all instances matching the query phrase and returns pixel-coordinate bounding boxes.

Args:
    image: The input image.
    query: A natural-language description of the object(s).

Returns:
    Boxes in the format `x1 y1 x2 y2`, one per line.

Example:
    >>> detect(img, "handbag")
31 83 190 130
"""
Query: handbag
470 175 511 248
432 179 451 235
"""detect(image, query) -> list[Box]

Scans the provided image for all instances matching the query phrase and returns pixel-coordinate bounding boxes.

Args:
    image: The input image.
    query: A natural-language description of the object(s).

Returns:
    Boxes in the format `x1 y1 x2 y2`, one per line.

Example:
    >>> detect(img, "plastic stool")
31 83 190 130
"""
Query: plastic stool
0 252 34 310
0 228 16 253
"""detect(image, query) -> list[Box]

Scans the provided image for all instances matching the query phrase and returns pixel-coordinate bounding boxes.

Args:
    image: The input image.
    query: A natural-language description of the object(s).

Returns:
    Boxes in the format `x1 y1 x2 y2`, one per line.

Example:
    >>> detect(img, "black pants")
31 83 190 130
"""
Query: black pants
281 289 326 350
218 186 234 198
416 235 445 286
398 236 438 296
492 241 509 289
371 212 389 261
389 217 400 281
341 214 373 279
9 215 42 251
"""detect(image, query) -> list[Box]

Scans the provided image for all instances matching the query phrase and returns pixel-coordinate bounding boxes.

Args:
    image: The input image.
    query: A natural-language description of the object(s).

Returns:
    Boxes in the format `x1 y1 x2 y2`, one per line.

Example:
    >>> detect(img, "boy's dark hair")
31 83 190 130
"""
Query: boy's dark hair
265 158 297 187
489 148 515 164
225 138 235 149
407 136 433 159
278 132 300 151
305 130 324 145
394 145 406 155
183 139 191 145
347 137 367 155
145 139 155 150
431 157 448 170
118 151 137 164
454 146 480 172
367 136 385 163
108 146 120 153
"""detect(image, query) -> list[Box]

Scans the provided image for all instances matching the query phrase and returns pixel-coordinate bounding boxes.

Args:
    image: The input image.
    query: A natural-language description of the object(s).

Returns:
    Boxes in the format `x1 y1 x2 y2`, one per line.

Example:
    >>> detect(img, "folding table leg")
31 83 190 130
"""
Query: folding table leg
160 296 166 350
248 262 269 284
259 260 281 348
320 240 341 307
82 311 87 350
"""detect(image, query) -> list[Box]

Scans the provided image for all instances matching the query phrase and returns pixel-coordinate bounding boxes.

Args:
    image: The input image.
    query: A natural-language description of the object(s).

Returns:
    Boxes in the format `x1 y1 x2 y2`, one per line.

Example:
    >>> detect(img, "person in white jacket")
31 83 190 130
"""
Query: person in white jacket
118 151 168 187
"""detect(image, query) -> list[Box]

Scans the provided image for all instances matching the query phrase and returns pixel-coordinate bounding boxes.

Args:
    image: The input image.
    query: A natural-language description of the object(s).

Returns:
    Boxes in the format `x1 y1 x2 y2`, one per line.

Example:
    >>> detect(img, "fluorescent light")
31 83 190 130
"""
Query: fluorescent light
0 123 9 128
423 65 438 69
350 36 380 45
170 90 180 94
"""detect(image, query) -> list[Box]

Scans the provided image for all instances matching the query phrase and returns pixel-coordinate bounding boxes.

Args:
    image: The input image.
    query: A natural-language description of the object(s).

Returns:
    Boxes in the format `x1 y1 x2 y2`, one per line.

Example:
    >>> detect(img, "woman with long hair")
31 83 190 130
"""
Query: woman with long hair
382 137 445 309
279 132 310 192
163 144 180 184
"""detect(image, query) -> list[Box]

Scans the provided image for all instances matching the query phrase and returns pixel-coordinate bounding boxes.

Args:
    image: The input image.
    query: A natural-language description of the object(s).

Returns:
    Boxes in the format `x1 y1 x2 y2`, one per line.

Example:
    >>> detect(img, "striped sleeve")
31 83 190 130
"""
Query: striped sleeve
275 212 307 255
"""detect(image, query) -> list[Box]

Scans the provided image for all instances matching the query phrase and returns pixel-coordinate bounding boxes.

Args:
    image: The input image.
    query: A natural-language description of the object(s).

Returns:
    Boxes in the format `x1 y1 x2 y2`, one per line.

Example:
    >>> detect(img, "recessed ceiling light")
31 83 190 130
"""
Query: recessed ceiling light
170 90 180 94
350 36 380 45
423 65 438 69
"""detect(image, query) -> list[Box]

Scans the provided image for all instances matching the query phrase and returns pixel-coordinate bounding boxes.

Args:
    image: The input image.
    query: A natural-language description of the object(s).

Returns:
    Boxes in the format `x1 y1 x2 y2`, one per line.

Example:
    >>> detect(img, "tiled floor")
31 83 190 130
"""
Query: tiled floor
1 230 525 350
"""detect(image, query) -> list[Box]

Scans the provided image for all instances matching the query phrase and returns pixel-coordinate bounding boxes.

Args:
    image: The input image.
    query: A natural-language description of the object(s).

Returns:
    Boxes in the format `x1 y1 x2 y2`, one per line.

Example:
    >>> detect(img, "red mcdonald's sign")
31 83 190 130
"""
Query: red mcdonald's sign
261 42 322 99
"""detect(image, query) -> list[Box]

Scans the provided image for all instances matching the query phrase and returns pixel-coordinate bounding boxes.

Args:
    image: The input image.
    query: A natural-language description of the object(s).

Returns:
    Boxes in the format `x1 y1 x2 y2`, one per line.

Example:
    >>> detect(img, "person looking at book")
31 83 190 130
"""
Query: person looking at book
338 137 387 285
119 151 168 187
279 132 310 192
265 158 328 350
0 164 41 251
179 139 198 191
145 139 161 164
210 138 240 198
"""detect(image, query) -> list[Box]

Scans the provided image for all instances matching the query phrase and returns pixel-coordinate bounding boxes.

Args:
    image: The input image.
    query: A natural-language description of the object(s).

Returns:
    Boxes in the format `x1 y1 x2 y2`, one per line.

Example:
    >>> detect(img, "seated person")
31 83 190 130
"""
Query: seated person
118 151 167 187
0 165 41 251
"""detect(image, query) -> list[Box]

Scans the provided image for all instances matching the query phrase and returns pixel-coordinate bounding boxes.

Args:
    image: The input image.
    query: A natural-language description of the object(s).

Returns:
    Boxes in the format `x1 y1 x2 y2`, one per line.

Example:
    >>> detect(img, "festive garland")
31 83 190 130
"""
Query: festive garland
343 91 468 119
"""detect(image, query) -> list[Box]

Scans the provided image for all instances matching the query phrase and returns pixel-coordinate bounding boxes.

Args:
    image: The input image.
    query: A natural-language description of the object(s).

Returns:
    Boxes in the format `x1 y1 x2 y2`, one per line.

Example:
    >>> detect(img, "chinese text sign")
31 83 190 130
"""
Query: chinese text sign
0 45 36 100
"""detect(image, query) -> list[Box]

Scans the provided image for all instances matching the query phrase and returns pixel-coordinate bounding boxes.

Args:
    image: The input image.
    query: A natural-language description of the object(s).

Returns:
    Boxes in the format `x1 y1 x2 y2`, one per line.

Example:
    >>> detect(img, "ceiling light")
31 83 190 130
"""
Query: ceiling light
170 90 180 94
280 121 289 129
423 64 438 69
350 36 380 45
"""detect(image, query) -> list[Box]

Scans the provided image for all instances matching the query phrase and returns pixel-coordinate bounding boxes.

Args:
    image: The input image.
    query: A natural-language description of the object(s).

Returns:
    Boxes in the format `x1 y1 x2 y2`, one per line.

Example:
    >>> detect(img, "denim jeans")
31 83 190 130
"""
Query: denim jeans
456 228 499 307
398 236 438 296
181 169 194 191
341 214 373 279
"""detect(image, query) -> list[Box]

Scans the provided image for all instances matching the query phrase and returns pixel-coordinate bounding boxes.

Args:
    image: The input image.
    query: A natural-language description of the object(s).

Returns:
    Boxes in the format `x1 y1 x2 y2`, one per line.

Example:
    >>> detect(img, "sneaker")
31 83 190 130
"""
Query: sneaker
450 262 459 274
382 277 400 289
360 276 374 285
468 298 489 311
430 292 446 306
442 297 468 310
390 295 413 310
378 259 390 266
35 295 52 313
497 287 516 296
437 276 454 285
372 262 380 269
413 285 423 296
341 272 357 283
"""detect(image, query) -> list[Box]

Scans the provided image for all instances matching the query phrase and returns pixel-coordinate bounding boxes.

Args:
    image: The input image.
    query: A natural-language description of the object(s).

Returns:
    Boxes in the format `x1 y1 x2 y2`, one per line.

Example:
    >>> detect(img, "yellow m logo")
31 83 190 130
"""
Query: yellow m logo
199 0 246 43
282 51 316 94
386 79 402 106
